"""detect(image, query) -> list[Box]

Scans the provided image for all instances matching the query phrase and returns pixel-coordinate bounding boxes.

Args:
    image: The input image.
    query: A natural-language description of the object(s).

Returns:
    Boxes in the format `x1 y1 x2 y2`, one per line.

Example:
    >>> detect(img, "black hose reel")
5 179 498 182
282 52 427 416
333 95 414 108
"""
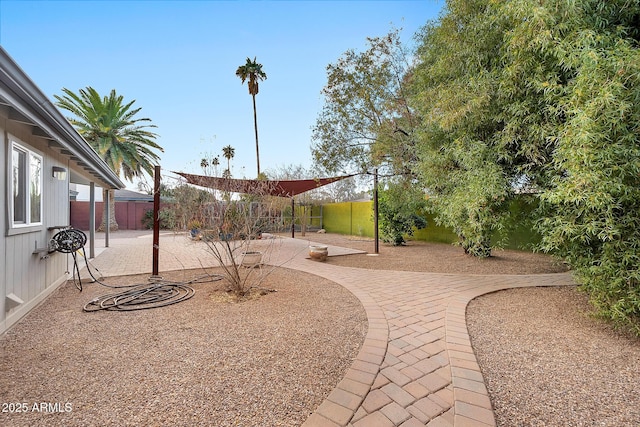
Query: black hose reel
51 228 87 253
51 228 88 291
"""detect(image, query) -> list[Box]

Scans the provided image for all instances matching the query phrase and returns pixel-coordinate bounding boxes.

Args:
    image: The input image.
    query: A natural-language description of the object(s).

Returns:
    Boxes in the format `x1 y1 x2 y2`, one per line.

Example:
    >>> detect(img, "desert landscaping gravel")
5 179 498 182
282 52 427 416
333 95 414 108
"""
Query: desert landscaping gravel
467 286 640 427
0 267 366 427
2 233 639 427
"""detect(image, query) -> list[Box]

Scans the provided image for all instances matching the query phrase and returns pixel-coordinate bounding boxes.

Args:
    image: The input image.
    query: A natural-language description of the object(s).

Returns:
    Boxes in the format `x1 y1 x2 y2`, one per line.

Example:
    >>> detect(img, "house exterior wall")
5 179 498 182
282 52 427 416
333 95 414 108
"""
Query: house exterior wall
1 110 71 334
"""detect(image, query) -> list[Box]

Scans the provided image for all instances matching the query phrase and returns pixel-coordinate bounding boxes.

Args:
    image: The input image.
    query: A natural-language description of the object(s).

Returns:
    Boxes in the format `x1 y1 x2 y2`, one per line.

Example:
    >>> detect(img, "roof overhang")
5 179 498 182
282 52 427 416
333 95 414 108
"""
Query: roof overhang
0 47 124 189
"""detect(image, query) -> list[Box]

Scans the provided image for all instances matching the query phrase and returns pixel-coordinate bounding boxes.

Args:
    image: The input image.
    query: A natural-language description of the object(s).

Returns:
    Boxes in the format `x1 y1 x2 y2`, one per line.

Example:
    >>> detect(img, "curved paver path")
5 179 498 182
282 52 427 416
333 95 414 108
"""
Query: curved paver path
269 240 574 427
81 232 575 427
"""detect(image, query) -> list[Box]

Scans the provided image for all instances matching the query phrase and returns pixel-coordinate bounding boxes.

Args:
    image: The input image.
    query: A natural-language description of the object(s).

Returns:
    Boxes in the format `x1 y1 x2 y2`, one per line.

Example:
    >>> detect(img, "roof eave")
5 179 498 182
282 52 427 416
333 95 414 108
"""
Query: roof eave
0 47 124 189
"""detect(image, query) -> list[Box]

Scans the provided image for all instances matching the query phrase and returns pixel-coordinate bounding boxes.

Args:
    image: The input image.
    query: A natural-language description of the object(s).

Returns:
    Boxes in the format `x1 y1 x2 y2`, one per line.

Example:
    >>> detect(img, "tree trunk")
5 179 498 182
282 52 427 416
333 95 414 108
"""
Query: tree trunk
252 94 260 177
98 188 119 232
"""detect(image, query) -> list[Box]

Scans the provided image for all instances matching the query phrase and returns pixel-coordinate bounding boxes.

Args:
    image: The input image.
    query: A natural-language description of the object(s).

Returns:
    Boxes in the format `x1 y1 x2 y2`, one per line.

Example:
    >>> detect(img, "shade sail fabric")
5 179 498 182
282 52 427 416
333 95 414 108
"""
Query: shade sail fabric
173 171 354 197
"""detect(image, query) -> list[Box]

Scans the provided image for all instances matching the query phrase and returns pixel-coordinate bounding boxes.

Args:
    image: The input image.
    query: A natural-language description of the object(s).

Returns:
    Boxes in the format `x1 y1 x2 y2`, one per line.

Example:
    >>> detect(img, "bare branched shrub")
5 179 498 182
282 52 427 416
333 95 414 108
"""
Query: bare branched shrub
173 179 287 298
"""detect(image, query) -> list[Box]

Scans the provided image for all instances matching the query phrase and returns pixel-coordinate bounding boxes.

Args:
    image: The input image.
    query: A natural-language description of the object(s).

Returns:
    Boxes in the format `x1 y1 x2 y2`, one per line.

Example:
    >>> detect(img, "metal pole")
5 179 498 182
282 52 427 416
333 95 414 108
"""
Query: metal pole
291 197 295 238
89 182 95 259
105 189 110 248
152 165 161 277
374 168 379 254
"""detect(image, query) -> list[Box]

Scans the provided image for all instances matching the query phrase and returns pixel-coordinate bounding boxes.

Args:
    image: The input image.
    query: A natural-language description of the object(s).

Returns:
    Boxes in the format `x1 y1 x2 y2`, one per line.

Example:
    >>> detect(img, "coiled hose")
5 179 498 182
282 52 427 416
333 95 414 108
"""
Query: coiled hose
52 228 221 312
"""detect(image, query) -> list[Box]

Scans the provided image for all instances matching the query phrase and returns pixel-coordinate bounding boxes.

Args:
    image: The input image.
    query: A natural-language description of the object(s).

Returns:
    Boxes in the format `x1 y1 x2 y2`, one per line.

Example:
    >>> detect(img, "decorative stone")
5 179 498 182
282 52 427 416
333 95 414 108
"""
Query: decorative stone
309 245 328 262
241 251 262 267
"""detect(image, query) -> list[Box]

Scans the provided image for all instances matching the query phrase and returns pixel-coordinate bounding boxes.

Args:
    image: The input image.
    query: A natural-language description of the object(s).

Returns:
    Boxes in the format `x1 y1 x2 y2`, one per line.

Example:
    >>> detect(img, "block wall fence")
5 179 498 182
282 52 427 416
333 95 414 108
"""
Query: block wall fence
69 199 541 250
319 200 541 251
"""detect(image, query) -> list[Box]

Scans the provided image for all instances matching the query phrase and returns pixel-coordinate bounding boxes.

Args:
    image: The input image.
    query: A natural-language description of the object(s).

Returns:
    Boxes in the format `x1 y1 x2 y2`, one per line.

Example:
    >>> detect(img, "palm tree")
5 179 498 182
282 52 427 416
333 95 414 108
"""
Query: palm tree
235 57 267 177
211 156 220 176
222 145 235 178
55 87 163 231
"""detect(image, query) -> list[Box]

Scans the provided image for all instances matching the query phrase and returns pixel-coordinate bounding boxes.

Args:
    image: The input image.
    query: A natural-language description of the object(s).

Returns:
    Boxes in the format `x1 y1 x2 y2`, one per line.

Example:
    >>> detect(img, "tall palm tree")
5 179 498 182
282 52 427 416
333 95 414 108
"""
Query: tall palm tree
222 145 235 178
211 156 220 176
55 87 163 231
235 57 266 177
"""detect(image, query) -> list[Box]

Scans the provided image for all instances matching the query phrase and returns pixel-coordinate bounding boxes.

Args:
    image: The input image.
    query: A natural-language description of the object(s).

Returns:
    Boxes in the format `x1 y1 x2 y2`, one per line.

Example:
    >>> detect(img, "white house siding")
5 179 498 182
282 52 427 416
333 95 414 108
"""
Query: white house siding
1 111 70 334
0 111 5 326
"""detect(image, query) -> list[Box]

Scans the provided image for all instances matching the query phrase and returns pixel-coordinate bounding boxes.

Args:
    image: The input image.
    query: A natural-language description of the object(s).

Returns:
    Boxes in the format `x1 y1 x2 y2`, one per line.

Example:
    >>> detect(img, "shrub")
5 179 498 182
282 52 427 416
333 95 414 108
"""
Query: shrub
142 208 177 230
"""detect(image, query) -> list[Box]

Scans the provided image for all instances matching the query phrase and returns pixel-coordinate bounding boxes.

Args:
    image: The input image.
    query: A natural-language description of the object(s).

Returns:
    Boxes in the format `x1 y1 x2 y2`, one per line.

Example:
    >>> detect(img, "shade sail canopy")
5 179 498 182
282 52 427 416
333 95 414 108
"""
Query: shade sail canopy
173 171 354 198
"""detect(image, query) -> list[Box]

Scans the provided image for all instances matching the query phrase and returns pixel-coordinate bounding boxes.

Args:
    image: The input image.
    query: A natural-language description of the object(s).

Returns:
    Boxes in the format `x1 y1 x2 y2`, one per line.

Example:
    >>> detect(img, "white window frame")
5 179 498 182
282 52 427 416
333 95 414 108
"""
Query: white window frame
9 140 43 230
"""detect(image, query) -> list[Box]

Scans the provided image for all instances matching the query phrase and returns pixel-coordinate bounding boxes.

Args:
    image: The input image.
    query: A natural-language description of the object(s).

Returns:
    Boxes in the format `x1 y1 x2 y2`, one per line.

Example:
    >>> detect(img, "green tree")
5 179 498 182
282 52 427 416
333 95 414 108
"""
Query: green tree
236 57 267 177
412 0 640 331
312 29 417 177
528 1 640 333
409 0 517 257
378 178 427 246
55 87 162 231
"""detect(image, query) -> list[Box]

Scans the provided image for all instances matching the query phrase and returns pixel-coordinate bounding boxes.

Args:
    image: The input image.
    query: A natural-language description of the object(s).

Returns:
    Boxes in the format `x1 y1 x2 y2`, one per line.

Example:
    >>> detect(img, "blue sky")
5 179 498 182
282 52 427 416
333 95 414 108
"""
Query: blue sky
0 0 443 188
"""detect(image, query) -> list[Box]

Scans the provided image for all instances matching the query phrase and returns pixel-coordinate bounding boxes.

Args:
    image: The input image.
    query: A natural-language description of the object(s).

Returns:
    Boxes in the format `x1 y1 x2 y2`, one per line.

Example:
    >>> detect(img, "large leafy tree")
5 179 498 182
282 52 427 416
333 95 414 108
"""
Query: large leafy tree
312 29 417 178
527 1 640 333
412 0 640 332
235 57 267 177
410 0 520 257
55 87 163 231
312 30 426 244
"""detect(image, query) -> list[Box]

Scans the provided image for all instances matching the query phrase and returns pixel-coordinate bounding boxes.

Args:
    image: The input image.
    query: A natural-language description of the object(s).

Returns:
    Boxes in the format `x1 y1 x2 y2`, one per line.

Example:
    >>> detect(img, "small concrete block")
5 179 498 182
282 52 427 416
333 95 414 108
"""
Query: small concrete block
454 388 492 410
406 405 430 423
425 414 454 427
352 359 380 374
380 402 411 425
380 366 412 387
400 365 424 381
454 414 495 427
338 378 371 398
302 412 341 427
404 381 430 399
351 407 368 423
353 411 395 427
452 377 488 395
414 357 440 375
400 417 428 427
455 401 496 425
451 366 484 382
362 389 393 413
327 388 363 411
418 372 450 393
372 373 391 390
381 382 416 407
316 399 354 426
412 396 445 419
346 368 377 386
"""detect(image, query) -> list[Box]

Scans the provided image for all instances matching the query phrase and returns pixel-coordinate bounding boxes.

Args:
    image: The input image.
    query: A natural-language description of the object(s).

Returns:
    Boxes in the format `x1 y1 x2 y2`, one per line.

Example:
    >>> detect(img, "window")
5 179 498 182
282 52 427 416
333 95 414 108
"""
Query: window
11 141 42 227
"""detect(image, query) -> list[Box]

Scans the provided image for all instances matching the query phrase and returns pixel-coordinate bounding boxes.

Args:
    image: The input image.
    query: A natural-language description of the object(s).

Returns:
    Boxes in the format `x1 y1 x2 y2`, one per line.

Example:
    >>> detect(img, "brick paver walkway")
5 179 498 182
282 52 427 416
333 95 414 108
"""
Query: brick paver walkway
79 231 574 426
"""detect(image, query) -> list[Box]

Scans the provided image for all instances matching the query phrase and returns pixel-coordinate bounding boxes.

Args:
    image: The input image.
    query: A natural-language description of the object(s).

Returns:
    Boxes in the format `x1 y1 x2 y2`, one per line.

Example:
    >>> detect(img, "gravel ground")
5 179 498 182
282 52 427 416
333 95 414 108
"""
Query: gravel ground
467 287 640 427
2 233 638 427
0 267 366 427
293 232 569 274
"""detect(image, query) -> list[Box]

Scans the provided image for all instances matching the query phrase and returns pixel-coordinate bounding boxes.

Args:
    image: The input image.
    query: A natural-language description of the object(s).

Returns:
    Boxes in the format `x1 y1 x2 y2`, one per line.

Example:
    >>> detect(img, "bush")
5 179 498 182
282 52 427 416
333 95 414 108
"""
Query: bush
378 180 427 246
142 208 177 230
